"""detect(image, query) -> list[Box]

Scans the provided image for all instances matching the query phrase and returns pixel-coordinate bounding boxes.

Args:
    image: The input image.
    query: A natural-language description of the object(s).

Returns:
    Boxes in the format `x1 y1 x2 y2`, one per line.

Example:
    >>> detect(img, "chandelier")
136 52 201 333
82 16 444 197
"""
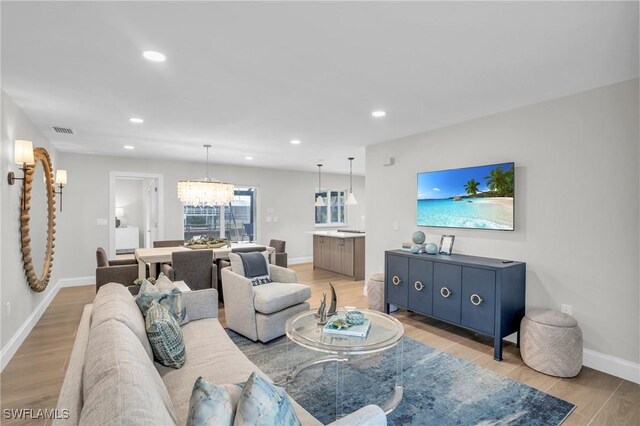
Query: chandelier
177 145 235 206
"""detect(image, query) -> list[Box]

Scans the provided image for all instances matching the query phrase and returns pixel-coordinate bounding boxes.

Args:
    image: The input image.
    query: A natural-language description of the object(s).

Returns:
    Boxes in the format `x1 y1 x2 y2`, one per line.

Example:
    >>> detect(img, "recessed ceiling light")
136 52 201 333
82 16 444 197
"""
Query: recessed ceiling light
124 145 135 150
290 139 301 145
143 51 166 62
372 110 386 118
245 156 253 160
129 117 144 124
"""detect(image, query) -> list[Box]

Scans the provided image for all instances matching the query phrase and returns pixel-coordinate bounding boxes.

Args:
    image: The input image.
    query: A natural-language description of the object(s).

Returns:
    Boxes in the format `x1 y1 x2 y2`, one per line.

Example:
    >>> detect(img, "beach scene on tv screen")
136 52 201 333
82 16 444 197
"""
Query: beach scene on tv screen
417 163 514 230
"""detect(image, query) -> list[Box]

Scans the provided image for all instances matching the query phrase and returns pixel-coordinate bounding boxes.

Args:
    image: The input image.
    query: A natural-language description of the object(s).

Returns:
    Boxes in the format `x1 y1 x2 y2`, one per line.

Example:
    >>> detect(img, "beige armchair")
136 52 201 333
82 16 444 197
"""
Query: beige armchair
221 264 311 342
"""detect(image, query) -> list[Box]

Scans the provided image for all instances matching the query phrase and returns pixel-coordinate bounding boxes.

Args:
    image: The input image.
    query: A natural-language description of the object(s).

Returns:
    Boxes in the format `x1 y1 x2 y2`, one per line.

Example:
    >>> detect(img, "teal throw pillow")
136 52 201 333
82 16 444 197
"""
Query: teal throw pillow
145 300 186 368
187 377 241 426
136 277 189 325
233 372 301 426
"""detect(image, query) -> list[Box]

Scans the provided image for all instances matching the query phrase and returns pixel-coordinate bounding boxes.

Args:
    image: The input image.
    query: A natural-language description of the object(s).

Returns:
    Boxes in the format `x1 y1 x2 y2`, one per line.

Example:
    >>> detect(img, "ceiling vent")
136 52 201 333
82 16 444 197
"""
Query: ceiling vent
51 126 76 135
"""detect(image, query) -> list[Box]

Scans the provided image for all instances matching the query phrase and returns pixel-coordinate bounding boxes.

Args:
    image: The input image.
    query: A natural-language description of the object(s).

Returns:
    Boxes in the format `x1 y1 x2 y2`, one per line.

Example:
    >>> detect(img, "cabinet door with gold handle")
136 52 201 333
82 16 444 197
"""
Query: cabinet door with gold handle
385 254 408 310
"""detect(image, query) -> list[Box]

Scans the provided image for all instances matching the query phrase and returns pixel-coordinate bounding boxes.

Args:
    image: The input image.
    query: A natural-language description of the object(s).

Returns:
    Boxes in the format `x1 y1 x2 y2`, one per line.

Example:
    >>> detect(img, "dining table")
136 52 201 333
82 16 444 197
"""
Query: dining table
134 243 275 279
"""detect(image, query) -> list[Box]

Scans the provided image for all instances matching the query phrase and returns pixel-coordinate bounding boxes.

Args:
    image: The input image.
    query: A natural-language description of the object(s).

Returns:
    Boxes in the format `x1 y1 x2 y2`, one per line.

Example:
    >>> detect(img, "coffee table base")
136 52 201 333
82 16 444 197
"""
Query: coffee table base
284 354 404 415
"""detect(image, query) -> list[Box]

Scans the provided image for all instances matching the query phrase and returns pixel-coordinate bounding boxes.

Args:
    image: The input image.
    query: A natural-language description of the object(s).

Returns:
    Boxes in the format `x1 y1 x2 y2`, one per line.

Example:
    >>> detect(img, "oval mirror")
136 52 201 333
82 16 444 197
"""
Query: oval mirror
20 147 56 292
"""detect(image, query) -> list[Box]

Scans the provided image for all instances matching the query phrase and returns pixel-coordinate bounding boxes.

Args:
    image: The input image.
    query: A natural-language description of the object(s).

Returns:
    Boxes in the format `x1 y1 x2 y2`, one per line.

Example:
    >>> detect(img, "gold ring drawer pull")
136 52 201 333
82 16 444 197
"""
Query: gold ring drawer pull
414 281 424 291
392 276 401 286
470 294 483 306
440 287 451 298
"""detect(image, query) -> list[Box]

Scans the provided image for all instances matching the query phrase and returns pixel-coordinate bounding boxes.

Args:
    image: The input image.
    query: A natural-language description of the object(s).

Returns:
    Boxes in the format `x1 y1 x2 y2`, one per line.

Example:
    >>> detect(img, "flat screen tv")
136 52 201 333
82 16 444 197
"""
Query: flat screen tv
417 162 514 231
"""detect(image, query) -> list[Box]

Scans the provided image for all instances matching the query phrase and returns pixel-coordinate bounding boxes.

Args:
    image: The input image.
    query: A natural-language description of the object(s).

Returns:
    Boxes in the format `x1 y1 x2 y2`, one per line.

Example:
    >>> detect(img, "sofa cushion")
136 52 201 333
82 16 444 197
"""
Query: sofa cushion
187 377 239 426
146 300 187 369
91 282 153 360
253 283 312 315
156 318 321 426
80 319 178 425
136 279 189 325
233 372 301 426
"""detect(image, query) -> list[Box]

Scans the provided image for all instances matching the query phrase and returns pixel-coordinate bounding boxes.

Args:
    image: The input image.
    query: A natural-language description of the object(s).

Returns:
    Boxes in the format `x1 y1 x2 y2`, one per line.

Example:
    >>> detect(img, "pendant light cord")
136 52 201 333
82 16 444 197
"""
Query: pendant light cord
317 164 322 193
348 157 354 192
204 144 211 181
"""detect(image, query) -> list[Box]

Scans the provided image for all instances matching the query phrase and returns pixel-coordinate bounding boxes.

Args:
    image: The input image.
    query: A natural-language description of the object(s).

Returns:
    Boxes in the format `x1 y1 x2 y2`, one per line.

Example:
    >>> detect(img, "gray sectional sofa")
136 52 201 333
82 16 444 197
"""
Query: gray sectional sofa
55 283 386 425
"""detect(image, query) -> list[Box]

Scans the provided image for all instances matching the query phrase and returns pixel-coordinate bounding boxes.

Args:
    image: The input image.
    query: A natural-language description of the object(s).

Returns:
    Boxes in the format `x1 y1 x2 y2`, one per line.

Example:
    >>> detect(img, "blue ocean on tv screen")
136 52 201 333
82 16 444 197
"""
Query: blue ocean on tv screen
417 163 514 230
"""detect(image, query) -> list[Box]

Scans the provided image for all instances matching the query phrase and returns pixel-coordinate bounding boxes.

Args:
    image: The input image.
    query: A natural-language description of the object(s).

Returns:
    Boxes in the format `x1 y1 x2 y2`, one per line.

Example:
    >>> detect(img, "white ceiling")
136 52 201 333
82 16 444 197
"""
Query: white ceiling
2 1 638 175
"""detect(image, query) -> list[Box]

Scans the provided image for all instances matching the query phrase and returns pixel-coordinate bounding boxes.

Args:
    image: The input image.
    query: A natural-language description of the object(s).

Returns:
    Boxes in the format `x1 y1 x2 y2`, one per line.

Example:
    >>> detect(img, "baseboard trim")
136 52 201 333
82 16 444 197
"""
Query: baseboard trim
59 276 94 287
583 349 640 384
289 256 312 265
0 279 62 372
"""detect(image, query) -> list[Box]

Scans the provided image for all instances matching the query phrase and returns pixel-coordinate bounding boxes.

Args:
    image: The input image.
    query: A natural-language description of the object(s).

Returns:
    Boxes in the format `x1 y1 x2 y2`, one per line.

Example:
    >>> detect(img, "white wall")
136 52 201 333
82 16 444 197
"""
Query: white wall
55 152 366 278
365 79 639 366
115 178 145 246
0 92 61 350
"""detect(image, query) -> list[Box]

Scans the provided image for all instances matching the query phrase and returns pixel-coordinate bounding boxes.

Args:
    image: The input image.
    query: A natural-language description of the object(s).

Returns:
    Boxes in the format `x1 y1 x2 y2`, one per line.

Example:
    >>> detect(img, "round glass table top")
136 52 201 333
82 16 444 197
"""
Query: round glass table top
285 307 404 355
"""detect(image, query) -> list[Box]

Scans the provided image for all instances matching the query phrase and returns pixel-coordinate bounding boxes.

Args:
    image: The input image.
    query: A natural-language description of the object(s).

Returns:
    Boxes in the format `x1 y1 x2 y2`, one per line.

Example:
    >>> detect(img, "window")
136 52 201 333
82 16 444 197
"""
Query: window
184 188 256 242
315 189 347 226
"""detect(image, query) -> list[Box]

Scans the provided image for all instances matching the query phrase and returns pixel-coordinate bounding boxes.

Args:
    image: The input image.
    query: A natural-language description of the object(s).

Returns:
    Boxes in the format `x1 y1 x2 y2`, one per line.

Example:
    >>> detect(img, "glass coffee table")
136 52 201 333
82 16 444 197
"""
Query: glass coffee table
285 307 404 418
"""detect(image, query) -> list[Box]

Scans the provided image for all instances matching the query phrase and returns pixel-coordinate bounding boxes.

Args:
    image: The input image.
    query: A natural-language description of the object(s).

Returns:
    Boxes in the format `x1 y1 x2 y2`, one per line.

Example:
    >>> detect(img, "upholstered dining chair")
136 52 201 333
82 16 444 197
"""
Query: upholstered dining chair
153 239 185 248
268 239 287 268
161 249 218 291
151 239 185 275
95 247 139 291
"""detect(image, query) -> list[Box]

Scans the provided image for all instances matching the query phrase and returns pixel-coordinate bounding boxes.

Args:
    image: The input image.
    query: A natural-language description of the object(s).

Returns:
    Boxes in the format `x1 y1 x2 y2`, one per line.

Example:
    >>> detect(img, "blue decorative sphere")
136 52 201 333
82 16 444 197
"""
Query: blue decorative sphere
411 245 421 254
412 231 426 245
425 243 438 255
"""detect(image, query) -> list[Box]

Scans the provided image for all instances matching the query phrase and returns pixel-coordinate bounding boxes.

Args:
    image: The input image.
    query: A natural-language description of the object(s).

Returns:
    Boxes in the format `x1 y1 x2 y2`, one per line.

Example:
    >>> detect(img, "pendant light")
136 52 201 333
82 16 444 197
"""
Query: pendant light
177 145 235 206
345 157 358 205
314 164 326 207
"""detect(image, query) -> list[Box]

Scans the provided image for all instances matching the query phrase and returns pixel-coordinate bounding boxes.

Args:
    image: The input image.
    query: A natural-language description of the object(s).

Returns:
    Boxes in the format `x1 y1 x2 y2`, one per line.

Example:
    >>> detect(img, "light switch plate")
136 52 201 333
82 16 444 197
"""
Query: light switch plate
97 218 108 226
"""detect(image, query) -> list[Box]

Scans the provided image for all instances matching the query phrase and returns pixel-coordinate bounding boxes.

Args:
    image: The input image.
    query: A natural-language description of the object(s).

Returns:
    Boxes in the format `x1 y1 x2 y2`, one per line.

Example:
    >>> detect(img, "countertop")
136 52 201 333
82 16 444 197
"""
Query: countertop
310 230 366 238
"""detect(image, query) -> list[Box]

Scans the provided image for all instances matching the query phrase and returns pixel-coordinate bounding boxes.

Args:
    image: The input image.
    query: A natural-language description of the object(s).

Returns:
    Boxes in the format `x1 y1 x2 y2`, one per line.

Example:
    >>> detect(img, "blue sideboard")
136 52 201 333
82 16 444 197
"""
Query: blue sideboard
385 250 526 361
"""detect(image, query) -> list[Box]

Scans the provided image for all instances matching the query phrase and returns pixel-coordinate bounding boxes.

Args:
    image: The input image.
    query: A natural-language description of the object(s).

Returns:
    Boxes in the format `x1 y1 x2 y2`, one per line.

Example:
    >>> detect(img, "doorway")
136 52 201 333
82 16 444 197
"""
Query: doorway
109 172 164 258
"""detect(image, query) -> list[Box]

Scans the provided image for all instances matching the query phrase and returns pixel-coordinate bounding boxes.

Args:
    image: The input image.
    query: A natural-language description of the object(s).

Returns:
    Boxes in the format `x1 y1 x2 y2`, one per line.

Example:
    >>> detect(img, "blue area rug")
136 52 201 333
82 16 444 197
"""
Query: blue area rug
227 330 575 425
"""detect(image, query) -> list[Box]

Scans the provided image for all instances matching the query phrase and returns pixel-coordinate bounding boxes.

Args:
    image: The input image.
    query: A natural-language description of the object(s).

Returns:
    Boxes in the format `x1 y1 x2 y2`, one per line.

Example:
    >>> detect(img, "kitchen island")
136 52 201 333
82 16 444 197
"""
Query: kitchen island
311 230 365 280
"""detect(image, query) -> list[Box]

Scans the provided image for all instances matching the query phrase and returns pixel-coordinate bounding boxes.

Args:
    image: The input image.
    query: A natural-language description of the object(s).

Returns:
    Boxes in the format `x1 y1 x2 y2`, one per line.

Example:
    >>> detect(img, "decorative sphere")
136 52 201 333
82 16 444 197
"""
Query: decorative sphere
411 245 421 254
412 231 426 245
425 243 438 255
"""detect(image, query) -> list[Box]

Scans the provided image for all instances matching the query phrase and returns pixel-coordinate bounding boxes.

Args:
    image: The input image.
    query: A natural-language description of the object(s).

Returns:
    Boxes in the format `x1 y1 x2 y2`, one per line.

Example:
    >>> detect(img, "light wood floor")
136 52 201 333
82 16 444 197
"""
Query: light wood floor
1 263 638 425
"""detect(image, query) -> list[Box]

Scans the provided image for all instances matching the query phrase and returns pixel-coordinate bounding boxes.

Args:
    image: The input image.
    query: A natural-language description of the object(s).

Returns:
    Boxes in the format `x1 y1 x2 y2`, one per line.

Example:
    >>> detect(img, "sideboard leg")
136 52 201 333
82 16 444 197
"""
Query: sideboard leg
493 336 503 361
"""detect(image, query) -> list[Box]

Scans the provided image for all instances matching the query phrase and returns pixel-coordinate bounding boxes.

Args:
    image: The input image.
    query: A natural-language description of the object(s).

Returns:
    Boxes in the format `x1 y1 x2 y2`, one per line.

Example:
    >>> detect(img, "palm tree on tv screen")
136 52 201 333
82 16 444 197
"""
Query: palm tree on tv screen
484 166 514 197
464 179 480 196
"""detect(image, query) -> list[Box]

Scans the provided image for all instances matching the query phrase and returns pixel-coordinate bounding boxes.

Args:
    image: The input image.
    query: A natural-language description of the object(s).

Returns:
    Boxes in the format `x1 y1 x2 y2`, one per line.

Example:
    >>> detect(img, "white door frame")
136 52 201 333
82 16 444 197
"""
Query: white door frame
109 172 164 258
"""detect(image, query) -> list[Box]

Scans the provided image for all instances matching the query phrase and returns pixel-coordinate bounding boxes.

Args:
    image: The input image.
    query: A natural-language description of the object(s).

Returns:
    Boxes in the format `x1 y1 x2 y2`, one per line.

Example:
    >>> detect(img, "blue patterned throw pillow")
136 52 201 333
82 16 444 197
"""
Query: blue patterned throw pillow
187 377 238 426
233 372 301 426
135 277 189 325
145 300 186 368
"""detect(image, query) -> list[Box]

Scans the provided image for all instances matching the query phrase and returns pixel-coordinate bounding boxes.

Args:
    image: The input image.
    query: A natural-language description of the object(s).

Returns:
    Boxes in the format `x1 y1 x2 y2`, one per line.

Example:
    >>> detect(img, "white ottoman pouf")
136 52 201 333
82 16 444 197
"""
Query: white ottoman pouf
521 309 583 378
366 272 385 312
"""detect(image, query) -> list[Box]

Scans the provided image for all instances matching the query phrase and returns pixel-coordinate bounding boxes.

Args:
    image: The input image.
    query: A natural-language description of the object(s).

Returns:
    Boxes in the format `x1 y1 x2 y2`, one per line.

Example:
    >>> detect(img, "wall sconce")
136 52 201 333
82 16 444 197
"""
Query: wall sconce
7 140 35 211
54 170 67 211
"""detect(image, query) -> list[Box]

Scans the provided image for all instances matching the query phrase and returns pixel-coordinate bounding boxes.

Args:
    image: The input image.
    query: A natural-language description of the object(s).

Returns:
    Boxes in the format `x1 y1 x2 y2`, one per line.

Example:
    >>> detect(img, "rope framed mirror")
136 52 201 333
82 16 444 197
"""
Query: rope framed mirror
20 147 56 292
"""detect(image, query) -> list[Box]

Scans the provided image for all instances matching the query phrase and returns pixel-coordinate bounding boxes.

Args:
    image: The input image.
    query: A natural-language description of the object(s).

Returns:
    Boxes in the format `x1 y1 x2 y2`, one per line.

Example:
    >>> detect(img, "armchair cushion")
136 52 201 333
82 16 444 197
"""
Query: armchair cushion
229 252 270 278
253 283 311 315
